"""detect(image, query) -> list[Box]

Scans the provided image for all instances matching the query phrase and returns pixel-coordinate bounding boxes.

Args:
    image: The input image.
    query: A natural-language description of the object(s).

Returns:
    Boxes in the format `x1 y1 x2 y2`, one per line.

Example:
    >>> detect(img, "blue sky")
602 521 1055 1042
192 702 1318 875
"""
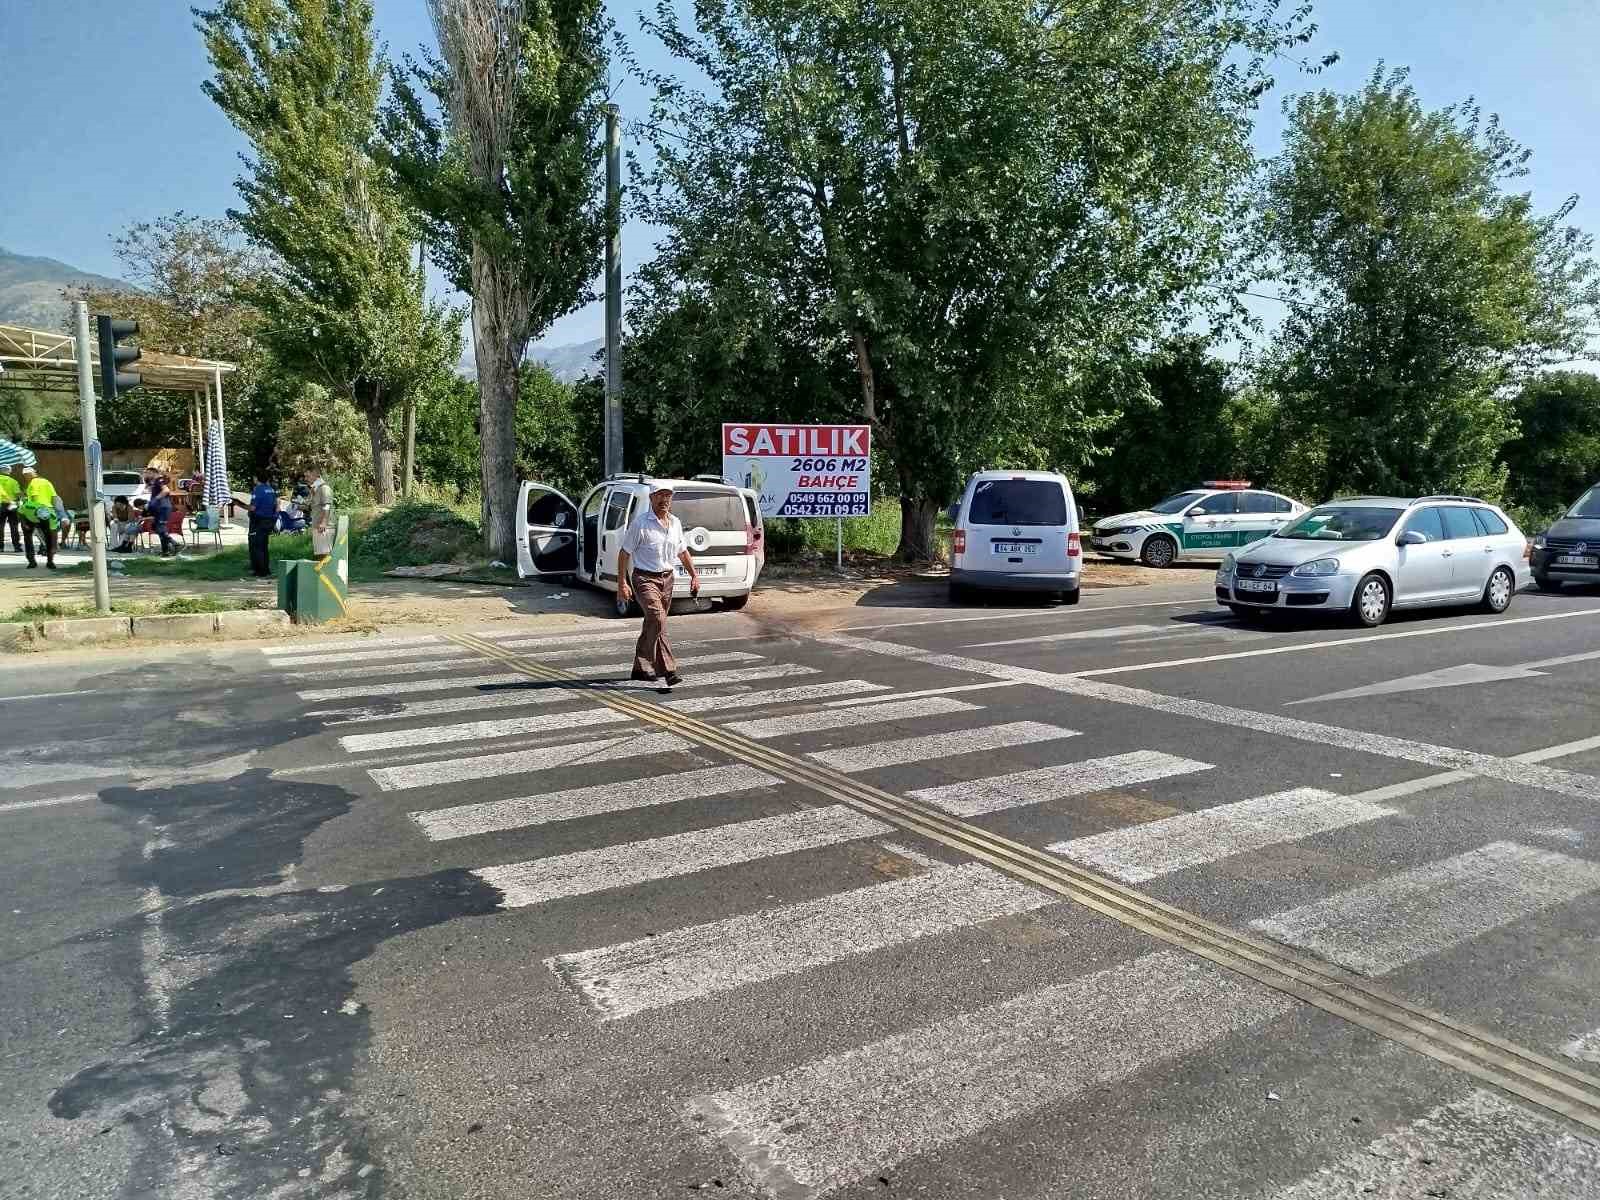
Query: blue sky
1 0 1596 349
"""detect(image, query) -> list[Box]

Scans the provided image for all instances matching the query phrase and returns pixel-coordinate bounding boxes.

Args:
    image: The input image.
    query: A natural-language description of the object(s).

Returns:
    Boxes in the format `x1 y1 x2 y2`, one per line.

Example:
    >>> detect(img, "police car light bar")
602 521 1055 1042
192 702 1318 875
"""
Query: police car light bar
1202 480 1252 490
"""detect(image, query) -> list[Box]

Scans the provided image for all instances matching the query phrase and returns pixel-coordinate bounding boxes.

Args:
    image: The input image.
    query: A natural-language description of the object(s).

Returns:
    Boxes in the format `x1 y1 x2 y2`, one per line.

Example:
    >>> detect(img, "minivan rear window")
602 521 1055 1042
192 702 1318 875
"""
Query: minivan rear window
969 480 1067 526
673 490 746 531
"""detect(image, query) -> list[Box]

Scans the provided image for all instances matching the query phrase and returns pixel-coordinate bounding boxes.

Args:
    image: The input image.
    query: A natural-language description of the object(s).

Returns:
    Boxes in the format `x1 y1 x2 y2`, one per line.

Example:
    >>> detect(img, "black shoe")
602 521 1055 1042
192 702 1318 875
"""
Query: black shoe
45 562 56 570
629 669 655 682
25 562 37 569
663 672 683 687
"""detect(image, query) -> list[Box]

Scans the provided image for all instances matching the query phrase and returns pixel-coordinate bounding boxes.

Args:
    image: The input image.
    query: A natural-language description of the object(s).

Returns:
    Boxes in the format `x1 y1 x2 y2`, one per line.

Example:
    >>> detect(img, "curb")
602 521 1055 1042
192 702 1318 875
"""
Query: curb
8 609 292 650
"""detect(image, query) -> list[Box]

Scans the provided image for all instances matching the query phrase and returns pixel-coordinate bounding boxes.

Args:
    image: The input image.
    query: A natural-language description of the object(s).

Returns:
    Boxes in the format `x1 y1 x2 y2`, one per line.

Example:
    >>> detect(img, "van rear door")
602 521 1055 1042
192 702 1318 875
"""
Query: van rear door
515 481 580 579
965 477 1073 573
674 488 752 584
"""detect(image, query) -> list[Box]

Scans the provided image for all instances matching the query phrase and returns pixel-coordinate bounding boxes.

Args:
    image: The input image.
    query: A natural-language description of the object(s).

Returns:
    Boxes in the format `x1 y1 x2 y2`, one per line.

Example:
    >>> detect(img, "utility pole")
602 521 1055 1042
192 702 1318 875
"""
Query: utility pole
72 301 111 613
603 103 623 477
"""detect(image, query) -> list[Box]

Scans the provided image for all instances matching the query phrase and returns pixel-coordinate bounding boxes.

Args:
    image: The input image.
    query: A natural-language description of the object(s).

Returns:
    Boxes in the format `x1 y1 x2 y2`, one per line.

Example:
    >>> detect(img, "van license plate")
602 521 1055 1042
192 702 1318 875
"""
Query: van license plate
993 542 1037 555
1557 555 1598 567
679 564 724 577
1236 579 1277 594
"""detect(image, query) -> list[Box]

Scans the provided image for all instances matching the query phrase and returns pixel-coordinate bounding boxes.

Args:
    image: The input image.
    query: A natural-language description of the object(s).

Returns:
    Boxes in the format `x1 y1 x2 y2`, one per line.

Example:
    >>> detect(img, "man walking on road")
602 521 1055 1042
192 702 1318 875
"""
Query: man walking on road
16 467 59 569
618 482 700 686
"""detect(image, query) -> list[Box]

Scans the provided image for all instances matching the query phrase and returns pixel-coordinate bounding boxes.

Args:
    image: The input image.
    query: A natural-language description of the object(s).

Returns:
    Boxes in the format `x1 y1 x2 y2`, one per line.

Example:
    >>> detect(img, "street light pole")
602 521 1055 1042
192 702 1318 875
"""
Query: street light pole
72 300 111 613
604 103 623 477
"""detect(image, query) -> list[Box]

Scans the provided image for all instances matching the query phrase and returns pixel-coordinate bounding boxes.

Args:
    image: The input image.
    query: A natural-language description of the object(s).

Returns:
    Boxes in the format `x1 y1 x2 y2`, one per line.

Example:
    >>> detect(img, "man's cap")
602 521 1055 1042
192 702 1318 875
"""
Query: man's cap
648 480 675 495
21 466 35 475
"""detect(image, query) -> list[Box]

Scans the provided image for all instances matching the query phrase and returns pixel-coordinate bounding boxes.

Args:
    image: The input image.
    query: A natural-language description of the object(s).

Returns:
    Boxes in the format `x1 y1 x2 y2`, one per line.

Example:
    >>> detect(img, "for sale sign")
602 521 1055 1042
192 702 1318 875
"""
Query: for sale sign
722 423 872 518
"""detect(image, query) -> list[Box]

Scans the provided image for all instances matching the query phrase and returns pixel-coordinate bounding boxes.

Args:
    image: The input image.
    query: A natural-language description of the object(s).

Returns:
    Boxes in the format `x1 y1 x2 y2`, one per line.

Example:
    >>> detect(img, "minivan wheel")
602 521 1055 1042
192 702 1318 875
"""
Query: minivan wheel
949 581 974 605
1060 587 1081 606
722 593 750 611
1481 566 1515 613
1351 573 1390 627
1534 572 1562 593
1140 535 1177 568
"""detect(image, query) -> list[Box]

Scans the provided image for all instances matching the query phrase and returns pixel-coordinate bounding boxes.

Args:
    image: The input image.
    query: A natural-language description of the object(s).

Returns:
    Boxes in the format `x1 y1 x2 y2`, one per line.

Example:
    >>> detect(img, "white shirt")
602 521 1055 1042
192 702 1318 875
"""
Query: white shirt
621 508 687 573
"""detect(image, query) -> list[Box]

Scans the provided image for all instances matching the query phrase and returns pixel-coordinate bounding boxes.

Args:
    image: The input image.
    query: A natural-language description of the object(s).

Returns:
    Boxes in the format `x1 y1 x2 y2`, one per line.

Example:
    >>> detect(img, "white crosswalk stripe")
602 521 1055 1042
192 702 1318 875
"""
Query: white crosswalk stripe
1265 1090 1600 1199
809 721 1078 773
481 626 646 649
339 705 633 753
261 644 476 668
368 730 690 792
283 655 490 682
1250 840 1600 976
546 862 1051 1021
412 764 778 840
689 950 1290 1198
683 840 1600 1197
1048 785 1393 882
724 696 981 740
261 634 444 657
298 672 534 703
661 680 889 714
514 645 760 667
910 749 1211 818
475 805 892 905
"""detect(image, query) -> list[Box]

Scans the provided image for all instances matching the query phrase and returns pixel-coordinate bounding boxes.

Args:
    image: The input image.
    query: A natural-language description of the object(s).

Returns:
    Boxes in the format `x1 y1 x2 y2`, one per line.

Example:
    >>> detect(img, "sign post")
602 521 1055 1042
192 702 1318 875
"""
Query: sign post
721 423 872 522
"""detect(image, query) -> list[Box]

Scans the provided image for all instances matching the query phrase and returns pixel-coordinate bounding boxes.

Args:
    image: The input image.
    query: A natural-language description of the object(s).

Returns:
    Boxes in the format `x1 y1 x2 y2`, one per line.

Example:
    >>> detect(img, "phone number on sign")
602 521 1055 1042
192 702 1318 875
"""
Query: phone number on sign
782 500 870 517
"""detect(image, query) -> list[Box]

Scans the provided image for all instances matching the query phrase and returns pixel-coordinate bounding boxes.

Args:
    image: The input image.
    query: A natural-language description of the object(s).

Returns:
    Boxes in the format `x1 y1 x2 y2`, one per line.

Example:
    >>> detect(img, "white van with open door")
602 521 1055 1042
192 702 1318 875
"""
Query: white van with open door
516 475 762 614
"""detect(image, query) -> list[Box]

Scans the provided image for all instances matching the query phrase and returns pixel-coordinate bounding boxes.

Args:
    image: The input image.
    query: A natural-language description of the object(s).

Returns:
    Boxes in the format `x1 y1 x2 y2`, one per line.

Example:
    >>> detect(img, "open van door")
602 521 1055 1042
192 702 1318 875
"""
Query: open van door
515 481 580 579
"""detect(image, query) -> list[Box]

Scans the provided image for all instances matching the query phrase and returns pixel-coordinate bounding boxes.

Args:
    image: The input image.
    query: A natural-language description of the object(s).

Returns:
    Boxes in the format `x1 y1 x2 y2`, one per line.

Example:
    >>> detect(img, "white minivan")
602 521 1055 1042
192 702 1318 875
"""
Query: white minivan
947 470 1082 604
516 474 764 615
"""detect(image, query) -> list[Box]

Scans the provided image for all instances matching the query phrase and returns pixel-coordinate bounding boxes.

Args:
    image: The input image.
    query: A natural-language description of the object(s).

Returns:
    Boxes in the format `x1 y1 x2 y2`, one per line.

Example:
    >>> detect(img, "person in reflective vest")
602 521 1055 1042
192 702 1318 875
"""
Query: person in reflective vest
0 466 21 553
17 467 59 570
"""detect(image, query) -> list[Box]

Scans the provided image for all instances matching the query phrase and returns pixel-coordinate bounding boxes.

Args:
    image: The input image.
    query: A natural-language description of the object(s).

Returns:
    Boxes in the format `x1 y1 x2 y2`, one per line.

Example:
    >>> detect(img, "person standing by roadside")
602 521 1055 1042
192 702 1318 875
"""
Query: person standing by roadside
146 474 177 557
617 482 700 685
0 466 21 553
16 467 59 569
305 467 334 556
248 472 277 578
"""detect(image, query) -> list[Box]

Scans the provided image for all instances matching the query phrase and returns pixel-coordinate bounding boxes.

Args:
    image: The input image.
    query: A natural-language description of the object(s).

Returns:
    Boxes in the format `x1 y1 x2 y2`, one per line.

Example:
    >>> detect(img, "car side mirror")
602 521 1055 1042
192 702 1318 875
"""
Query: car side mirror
1186 507 1205 517
1397 529 1426 546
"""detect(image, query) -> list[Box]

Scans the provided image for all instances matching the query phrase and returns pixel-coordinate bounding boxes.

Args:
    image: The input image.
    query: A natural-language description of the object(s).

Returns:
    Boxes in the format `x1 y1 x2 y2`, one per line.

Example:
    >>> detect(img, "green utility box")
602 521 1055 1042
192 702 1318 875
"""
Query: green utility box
275 515 350 625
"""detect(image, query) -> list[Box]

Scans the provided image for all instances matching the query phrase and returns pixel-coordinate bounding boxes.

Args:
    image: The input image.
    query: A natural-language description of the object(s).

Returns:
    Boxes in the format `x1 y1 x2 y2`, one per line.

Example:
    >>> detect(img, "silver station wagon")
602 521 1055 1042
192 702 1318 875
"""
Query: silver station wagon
1215 495 1531 627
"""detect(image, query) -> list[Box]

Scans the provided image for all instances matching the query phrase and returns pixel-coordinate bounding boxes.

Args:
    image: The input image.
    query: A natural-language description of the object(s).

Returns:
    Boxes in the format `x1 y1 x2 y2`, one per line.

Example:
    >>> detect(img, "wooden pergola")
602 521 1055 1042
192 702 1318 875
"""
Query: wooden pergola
0 322 238 471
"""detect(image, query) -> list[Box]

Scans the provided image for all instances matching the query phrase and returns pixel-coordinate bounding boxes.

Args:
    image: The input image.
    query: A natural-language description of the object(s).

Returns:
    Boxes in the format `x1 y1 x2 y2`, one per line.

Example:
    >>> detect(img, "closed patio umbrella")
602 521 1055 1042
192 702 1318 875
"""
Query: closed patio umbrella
204 420 229 509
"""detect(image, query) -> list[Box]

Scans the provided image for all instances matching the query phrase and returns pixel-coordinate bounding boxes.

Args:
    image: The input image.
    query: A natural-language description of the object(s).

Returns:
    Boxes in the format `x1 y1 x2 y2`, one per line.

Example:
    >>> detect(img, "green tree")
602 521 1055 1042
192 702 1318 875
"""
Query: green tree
1500 370 1600 521
198 0 460 505
636 0 1312 558
1262 67 1600 501
384 0 609 557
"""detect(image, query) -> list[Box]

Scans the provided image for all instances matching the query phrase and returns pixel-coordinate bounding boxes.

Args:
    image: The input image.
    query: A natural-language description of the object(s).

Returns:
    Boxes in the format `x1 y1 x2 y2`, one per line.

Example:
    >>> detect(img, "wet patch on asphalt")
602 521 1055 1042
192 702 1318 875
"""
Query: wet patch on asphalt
48 768 504 1199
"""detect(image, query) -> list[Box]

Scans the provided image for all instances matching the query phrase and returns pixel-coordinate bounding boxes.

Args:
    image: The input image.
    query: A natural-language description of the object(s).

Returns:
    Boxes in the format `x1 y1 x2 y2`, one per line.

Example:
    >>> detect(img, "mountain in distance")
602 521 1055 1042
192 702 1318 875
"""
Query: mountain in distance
0 247 131 331
456 336 605 385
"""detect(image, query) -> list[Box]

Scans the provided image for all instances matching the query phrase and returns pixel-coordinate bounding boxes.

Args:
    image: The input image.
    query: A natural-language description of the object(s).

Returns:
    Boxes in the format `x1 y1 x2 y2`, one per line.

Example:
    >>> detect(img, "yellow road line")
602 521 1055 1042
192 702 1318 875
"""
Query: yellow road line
443 630 1600 1132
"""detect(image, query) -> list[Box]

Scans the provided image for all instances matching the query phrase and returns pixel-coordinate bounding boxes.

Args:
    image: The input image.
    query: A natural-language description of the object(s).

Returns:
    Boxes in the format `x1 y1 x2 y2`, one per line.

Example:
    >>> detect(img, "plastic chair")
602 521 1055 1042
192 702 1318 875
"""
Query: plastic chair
187 508 224 549
138 509 188 551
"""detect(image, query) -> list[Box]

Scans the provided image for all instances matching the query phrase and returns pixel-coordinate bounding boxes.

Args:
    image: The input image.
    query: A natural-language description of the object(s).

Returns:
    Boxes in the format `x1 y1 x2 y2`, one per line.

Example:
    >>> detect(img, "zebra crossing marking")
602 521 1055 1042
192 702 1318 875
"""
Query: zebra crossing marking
283 655 489 683
368 730 690 792
475 805 891 905
661 680 889 715
1251 840 1600 976
262 644 474 668
809 721 1078 773
261 634 444 657
725 696 980 741
546 862 1050 1021
338 705 632 754
1048 785 1393 883
910 749 1210 818
413 764 778 841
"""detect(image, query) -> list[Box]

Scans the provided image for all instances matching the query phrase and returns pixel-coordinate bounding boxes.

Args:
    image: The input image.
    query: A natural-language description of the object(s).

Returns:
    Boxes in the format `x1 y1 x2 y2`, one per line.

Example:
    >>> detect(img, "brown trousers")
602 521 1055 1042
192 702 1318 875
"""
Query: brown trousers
631 569 677 677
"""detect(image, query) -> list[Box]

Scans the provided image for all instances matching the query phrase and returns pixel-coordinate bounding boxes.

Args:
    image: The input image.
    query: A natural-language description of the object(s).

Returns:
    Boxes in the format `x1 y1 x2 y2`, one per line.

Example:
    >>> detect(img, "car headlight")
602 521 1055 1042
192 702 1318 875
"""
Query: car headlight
1291 557 1341 577
1533 535 1547 551
1220 553 1235 573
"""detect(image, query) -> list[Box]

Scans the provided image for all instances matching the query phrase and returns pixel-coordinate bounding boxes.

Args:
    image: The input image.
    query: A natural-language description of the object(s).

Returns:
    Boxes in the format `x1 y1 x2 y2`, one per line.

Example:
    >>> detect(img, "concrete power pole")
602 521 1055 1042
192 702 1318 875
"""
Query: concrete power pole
72 300 111 613
604 103 623 478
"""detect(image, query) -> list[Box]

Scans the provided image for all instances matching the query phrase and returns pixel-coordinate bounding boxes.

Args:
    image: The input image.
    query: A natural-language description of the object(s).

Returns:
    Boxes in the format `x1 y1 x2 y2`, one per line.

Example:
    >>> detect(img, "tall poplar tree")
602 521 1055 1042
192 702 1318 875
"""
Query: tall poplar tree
198 0 458 504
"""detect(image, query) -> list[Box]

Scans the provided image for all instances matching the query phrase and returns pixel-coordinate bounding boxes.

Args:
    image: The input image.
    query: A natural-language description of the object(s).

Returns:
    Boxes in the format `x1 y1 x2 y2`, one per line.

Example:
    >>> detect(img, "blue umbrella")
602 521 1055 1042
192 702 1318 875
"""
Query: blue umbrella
0 438 37 469
204 420 229 508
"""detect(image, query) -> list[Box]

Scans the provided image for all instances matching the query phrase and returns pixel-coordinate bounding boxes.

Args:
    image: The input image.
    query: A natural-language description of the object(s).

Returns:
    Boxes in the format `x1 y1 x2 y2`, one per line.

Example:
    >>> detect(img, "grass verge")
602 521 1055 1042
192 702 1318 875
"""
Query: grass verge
2 595 264 623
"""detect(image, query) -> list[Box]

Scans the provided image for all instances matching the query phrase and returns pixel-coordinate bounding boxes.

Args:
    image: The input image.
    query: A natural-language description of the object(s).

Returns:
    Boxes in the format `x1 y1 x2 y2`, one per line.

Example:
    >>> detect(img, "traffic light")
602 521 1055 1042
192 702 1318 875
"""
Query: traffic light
95 315 141 399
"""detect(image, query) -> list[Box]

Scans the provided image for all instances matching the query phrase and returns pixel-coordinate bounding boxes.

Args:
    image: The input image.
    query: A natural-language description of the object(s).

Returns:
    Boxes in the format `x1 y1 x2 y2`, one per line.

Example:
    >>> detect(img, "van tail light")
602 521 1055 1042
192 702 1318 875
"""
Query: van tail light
744 524 756 554
953 528 967 554
1067 531 1081 558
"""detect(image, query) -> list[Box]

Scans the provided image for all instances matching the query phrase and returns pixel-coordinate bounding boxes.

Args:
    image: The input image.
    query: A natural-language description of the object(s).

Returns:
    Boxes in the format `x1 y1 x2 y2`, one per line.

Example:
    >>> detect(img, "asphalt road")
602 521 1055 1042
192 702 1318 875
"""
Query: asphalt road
7 574 1600 1199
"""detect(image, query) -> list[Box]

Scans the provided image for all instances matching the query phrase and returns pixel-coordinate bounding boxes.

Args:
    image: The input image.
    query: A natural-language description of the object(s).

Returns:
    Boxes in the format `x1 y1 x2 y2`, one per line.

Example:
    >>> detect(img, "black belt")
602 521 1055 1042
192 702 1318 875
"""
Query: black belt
634 568 675 577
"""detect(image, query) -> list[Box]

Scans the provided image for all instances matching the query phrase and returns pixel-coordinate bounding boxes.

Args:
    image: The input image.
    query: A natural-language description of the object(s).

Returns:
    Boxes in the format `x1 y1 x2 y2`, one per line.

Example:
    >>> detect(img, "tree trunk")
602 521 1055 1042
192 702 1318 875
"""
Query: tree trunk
471 250 532 562
895 493 939 562
361 386 397 505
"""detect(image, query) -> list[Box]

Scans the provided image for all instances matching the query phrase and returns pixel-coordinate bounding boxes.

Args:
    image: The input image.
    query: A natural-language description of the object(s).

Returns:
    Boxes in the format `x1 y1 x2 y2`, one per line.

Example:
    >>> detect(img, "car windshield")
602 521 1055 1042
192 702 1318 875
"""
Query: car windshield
969 479 1067 526
1566 486 1600 520
1149 491 1206 515
673 490 746 531
1275 506 1402 541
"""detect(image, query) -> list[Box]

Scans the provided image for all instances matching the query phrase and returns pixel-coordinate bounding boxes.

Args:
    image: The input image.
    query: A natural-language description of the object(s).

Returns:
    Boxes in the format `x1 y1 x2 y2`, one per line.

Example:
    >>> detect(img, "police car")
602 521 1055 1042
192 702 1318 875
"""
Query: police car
1089 481 1307 568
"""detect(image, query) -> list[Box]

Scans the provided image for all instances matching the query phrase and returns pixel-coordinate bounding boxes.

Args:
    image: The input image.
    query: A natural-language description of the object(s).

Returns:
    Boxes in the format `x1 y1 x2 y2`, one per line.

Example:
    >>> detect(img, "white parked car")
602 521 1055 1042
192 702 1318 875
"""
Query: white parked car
1090 482 1306 567
947 469 1082 603
516 474 764 614
98 469 150 510
1215 495 1531 627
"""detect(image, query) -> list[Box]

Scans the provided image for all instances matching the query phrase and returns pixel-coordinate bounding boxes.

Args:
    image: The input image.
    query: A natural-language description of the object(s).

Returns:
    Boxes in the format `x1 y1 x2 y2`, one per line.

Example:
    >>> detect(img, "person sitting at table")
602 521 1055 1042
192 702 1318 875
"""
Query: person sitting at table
110 497 138 551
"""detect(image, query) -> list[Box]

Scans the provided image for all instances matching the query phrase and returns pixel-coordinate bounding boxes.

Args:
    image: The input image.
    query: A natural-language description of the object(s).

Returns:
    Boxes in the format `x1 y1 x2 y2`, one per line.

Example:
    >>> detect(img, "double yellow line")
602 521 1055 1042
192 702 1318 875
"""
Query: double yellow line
446 630 1600 1133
